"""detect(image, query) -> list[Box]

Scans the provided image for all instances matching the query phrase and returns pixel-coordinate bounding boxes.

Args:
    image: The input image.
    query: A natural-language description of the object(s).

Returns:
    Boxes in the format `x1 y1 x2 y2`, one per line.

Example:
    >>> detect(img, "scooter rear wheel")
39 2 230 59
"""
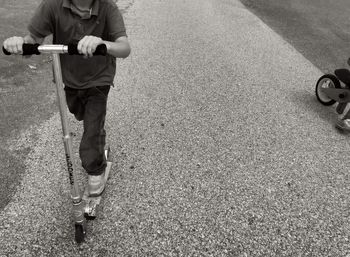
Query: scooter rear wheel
316 74 341 106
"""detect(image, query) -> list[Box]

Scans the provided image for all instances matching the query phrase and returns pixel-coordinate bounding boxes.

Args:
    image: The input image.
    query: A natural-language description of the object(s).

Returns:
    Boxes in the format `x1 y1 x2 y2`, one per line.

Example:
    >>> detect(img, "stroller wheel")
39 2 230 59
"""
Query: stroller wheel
315 74 340 106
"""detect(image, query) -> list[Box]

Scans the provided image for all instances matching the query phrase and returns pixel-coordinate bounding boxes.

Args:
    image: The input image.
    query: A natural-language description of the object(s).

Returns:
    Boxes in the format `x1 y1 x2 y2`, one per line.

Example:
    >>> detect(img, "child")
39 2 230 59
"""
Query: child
3 0 131 196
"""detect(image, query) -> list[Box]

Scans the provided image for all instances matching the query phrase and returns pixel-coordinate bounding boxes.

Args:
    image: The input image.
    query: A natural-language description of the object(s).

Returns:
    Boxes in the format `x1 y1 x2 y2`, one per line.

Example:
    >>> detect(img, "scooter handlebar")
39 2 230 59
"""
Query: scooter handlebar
2 43 107 56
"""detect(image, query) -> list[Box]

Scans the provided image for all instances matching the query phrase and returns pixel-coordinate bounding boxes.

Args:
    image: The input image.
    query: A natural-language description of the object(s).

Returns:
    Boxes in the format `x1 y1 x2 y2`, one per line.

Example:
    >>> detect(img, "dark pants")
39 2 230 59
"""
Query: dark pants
64 86 110 175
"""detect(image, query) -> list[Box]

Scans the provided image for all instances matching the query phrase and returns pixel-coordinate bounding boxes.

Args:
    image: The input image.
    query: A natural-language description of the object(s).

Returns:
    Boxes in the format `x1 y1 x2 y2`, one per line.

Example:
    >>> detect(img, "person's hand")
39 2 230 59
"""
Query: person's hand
77 35 104 58
3 36 24 54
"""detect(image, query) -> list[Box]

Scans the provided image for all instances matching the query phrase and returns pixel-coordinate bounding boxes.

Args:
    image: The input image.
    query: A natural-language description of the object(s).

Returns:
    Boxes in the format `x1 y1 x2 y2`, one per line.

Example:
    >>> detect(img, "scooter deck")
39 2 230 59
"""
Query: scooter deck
82 149 112 219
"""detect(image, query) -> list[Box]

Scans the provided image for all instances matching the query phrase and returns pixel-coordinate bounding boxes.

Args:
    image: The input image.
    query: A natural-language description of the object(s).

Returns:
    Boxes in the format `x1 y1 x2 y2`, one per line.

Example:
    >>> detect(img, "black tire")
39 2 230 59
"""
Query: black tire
315 74 341 106
75 223 86 244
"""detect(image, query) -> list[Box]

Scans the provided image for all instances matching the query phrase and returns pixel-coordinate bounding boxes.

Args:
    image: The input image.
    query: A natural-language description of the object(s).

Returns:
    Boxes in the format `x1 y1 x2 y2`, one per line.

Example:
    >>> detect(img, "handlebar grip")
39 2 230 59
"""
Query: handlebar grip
23 44 41 55
67 43 107 56
2 44 41 55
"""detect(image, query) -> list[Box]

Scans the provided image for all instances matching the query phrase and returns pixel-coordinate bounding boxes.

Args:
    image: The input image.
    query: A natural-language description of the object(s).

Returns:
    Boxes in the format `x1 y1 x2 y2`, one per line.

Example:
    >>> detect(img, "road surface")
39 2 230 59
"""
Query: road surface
240 0 350 73
1 0 350 255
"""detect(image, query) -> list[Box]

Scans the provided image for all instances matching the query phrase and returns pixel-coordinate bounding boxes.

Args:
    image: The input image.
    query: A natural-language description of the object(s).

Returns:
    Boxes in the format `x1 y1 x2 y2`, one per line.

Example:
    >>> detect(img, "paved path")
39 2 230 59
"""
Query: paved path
240 0 350 73
1 0 350 255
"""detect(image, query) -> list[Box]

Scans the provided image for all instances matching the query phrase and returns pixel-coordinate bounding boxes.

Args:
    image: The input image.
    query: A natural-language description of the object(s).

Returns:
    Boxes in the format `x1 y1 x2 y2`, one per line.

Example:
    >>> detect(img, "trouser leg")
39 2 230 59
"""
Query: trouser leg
64 87 85 121
79 86 110 175
64 85 110 175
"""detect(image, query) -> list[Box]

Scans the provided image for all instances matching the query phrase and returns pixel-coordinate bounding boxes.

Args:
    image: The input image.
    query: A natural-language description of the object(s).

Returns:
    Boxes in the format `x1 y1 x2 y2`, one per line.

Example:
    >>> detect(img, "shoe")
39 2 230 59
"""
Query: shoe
88 171 106 197
335 118 350 133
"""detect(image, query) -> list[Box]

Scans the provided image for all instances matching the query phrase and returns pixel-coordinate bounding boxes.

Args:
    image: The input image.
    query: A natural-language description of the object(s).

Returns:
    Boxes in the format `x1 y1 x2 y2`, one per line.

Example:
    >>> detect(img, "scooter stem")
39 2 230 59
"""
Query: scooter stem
52 53 84 224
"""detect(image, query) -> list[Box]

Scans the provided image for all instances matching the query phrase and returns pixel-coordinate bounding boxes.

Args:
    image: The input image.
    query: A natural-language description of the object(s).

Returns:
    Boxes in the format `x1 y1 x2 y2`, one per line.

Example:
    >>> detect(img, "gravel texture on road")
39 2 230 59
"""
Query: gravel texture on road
1 0 350 256
240 0 350 73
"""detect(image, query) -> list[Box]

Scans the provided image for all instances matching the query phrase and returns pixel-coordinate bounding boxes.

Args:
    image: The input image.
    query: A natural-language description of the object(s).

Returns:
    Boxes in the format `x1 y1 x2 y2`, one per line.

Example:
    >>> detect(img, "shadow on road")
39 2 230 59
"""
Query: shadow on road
240 0 350 74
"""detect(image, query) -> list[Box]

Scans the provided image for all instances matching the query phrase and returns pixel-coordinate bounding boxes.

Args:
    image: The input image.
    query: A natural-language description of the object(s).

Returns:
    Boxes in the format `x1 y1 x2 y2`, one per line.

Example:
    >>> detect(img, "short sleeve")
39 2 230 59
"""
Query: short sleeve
107 4 127 41
28 0 54 38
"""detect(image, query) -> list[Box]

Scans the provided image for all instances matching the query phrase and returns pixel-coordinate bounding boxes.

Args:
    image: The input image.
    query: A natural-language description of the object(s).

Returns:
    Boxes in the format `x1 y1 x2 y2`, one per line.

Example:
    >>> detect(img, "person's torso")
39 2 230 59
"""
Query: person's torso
52 0 117 88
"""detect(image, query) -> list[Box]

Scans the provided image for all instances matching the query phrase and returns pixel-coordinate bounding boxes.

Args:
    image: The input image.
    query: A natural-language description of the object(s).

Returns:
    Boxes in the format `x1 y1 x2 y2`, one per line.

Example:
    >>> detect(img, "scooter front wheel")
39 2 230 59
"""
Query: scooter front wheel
75 223 86 243
315 74 340 106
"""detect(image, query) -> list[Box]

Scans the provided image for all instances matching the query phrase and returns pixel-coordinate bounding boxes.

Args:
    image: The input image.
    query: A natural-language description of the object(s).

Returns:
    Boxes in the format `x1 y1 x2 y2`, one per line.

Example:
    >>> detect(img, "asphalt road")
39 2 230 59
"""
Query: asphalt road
1 0 350 256
240 0 350 73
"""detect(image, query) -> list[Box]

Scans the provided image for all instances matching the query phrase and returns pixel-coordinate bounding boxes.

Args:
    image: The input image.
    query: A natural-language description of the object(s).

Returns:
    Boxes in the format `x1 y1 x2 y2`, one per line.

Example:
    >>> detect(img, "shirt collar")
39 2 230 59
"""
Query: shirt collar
63 0 99 17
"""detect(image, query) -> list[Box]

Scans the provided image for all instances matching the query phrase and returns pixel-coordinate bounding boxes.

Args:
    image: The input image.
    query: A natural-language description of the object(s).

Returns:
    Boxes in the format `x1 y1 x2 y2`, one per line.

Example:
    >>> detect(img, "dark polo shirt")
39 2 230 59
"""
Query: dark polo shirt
28 0 127 89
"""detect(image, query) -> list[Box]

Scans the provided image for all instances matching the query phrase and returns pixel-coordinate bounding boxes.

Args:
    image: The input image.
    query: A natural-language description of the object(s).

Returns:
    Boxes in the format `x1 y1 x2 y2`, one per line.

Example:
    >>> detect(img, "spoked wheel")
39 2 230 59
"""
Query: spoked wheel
75 223 86 244
315 74 341 105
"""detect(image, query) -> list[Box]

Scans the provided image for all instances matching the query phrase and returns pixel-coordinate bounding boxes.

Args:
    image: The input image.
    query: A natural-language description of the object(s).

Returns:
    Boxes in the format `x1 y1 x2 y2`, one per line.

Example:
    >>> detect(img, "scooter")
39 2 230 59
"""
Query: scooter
315 58 350 116
2 44 112 243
